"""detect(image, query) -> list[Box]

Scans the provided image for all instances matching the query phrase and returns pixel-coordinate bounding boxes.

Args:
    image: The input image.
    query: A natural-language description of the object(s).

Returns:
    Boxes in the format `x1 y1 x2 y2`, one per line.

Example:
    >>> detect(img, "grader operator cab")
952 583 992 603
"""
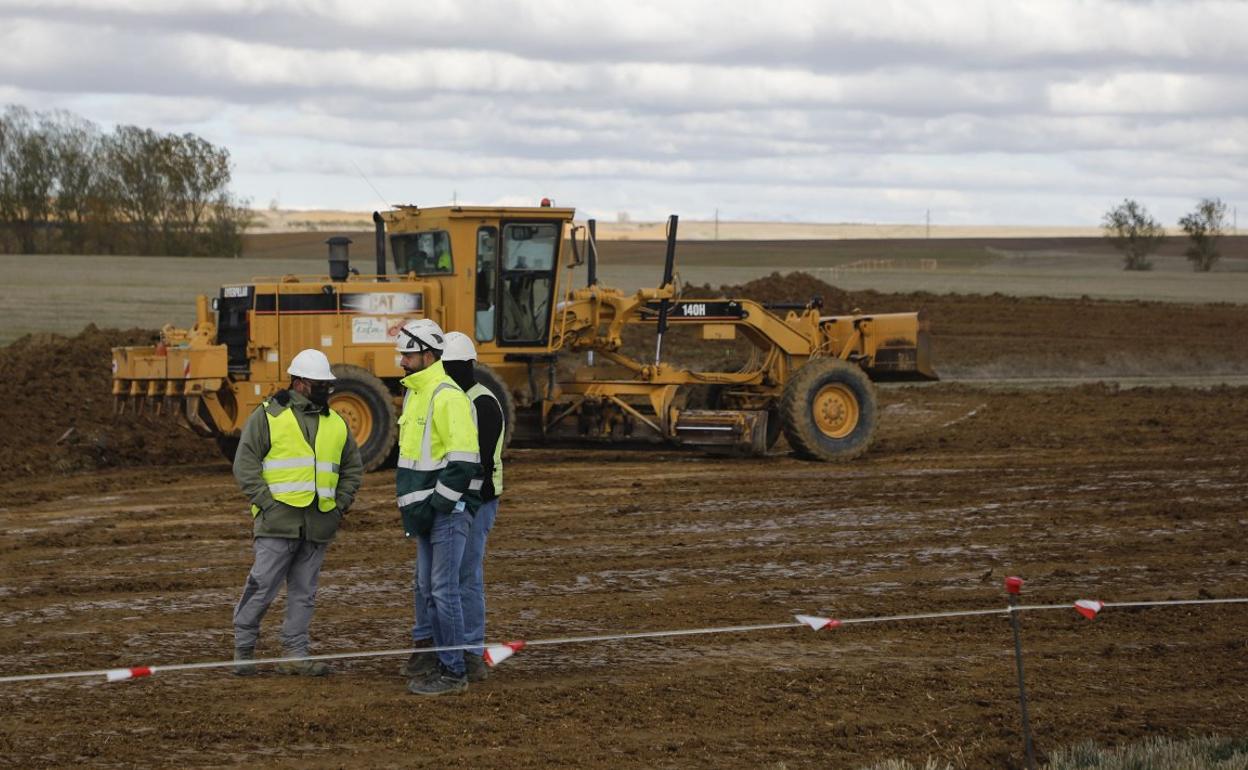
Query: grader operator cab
111 204 936 471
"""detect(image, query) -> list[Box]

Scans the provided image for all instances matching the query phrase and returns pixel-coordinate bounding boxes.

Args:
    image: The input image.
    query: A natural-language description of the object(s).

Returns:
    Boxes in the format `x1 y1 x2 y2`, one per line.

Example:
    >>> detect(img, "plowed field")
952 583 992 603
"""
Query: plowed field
2 279 1247 768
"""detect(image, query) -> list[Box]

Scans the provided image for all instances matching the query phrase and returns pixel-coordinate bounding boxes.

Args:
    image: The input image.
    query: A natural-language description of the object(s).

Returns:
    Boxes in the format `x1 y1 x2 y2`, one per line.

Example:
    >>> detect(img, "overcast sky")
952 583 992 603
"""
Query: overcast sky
2 0 1246 225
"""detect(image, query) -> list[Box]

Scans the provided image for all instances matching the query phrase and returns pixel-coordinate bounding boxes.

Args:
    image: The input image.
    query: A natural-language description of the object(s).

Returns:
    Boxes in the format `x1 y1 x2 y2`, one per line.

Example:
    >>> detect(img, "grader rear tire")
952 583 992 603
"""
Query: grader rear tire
780 358 877 461
473 363 516 448
329 364 397 472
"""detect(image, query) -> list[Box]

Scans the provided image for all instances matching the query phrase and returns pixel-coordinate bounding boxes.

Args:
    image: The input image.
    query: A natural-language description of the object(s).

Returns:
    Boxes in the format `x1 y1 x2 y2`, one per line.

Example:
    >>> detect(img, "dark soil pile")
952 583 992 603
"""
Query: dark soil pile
682 271 1248 377
683 270 857 311
0 325 219 478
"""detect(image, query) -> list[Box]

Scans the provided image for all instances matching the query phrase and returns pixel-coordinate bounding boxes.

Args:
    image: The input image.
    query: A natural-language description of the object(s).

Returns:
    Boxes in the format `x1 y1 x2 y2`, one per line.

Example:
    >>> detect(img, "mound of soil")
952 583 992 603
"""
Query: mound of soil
682 271 1248 377
0 325 219 478
683 270 857 311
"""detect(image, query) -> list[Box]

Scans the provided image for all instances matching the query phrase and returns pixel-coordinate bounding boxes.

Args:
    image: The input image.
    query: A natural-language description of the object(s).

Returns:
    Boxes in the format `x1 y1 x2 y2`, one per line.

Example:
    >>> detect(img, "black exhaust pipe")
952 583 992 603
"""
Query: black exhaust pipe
587 218 599 286
373 211 387 281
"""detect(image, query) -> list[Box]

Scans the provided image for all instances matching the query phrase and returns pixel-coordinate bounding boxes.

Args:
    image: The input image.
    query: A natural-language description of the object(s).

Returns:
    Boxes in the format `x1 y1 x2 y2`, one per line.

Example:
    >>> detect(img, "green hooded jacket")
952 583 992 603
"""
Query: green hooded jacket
233 389 364 543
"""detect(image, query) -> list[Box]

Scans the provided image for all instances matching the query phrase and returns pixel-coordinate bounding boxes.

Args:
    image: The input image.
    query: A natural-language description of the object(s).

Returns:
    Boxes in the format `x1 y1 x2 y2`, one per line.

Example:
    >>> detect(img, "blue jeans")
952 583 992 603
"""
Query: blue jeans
460 498 498 655
412 505 469 675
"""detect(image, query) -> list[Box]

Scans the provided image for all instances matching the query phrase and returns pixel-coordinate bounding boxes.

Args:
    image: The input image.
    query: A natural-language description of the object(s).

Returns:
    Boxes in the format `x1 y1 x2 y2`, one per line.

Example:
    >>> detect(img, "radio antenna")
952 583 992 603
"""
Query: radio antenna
352 160 391 210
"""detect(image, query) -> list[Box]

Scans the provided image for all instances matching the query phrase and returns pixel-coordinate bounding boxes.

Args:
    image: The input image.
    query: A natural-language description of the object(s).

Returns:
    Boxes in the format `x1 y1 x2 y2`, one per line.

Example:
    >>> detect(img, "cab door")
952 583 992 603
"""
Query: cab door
497 221 558 346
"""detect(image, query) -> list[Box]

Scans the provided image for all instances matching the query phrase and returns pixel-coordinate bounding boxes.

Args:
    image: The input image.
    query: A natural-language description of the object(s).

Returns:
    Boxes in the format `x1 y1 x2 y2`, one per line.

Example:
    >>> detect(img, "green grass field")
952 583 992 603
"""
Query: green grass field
0 254 319 344
3 237 1247 345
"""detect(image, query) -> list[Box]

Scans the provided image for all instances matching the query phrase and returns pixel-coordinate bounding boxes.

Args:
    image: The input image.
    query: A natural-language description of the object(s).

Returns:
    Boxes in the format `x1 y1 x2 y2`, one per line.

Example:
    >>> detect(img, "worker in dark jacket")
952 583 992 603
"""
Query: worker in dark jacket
440 331 505 683
231 348 363 676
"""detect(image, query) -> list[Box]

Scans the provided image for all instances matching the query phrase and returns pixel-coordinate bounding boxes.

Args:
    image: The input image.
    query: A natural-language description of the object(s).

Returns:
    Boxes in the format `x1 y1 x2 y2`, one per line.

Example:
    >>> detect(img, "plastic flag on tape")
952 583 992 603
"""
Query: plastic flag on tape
105 666 154 683
483 641 526 668
1074 600 1104 620
795 614 842 631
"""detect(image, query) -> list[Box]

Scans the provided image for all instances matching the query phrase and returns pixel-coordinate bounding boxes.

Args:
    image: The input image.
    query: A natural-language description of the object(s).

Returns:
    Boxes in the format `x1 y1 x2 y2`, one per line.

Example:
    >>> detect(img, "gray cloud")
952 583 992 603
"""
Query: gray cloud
1 0 1244 224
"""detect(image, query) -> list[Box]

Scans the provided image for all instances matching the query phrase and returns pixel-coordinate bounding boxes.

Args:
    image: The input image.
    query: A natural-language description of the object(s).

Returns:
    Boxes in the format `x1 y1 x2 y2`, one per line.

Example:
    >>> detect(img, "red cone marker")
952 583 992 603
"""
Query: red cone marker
1074 599 1104 619
483 641 526 667
794 614 842 631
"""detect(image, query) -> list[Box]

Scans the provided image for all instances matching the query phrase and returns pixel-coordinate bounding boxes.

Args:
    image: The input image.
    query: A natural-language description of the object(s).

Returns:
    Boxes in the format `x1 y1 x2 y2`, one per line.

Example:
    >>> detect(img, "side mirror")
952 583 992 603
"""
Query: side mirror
566 225 585 268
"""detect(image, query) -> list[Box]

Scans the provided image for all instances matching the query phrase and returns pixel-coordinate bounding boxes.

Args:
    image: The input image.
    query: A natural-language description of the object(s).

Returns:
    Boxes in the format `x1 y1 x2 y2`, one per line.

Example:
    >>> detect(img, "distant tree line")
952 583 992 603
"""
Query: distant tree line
0 105 251 256
1102 197 1233 272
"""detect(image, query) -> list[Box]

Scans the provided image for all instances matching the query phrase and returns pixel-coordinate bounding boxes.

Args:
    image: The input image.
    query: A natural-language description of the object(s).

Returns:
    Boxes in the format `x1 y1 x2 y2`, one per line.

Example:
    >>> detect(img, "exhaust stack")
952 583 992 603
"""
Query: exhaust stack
326 236 352 282
373 211 387 281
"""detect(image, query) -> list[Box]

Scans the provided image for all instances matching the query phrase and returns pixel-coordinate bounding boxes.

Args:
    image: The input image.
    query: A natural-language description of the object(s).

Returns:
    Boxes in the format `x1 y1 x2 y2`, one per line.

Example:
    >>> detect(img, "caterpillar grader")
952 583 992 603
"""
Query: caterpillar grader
111 204 936 471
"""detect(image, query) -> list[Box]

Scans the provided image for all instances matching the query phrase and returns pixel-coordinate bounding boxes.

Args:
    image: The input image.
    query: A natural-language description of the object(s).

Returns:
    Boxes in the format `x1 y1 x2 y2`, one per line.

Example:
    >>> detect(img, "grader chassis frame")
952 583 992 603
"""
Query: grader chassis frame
111 205 935 469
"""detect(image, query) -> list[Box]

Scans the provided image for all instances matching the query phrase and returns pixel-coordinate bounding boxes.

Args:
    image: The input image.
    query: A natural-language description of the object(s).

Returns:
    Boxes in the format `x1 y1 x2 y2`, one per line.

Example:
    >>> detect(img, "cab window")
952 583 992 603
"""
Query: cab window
499 222 558 344
391 231 453 275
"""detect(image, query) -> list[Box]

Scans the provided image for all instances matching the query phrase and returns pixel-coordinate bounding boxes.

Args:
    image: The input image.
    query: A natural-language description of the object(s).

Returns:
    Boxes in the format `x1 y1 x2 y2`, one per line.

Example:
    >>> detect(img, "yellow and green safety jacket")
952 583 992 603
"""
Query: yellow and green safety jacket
465 382 504 501
397 361 481 537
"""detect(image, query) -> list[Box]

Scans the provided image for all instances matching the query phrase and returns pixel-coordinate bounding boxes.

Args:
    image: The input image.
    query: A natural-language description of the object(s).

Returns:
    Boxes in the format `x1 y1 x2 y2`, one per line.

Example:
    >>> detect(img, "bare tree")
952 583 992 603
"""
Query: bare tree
205 192 253 257
2 104 252 256
0 106 56 253
165 133 232 255
103 125 172 255
44 110 103 254
1178 198 1228 272
1102 199 1165 271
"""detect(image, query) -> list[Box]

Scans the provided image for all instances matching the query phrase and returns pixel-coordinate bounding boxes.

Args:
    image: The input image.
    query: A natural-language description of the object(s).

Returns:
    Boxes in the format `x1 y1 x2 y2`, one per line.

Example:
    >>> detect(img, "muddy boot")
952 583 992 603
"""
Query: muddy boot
233 647 257 677
464 652 489 683
275 654 330 677
407 663 468 696
400 638 438 679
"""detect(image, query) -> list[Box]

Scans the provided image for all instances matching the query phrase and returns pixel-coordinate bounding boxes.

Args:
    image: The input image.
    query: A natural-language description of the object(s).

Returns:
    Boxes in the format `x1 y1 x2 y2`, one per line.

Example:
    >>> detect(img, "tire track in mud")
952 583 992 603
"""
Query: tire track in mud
2 385 1248 767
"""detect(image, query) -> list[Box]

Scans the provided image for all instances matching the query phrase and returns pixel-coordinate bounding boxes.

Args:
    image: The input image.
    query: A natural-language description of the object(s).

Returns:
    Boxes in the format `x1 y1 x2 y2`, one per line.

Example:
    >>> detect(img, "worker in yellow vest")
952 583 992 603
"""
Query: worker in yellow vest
394 319 481 696
231 349 363 676
440 331 505 683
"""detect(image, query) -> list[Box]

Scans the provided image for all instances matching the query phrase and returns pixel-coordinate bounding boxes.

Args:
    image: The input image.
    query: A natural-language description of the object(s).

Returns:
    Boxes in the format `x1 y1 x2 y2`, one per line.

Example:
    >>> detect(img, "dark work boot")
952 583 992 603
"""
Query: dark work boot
275 654 331 677
407 662 468 696
233 647 257 677
464 652 489 683
400 638 438 680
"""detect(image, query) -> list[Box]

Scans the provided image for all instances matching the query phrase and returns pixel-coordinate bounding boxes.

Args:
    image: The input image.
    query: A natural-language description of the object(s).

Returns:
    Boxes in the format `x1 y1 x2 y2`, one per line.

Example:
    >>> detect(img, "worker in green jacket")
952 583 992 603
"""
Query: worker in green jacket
393 318 481 696
231 348 363 676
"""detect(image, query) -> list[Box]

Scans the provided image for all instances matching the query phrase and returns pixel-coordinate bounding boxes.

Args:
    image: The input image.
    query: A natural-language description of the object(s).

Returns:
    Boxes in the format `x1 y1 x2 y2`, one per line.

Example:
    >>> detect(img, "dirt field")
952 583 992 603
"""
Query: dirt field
2 279 1248 768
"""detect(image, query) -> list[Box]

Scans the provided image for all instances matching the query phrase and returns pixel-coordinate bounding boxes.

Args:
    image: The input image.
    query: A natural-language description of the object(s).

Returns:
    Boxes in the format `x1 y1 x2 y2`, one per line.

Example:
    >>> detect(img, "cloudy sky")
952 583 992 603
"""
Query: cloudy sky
2 0 1246 225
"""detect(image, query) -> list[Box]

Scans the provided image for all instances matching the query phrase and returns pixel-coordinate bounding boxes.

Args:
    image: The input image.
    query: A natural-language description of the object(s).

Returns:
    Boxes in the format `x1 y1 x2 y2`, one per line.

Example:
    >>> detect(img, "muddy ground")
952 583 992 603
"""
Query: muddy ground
2 281 1247 768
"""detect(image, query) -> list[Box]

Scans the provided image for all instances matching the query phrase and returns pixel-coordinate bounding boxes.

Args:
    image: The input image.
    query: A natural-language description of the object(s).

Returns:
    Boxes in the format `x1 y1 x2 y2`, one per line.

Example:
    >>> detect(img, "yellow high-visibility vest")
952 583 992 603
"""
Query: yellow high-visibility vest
254 404 349 515
466 382 505 496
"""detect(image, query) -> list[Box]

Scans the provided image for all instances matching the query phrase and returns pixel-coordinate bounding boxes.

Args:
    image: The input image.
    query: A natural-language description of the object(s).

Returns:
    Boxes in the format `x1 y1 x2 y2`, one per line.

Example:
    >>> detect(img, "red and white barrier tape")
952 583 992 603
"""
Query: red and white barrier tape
1 596 1244 686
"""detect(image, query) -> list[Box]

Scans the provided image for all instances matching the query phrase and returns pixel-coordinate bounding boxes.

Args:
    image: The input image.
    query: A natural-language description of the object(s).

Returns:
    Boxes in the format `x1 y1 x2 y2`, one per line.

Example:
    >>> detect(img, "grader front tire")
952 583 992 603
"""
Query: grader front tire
329 364 397 472
780 358 878 461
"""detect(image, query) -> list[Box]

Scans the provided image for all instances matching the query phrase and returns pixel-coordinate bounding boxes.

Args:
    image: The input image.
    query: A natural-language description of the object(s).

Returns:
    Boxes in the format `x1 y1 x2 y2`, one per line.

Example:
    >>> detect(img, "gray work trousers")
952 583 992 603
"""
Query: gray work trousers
233 537 327 655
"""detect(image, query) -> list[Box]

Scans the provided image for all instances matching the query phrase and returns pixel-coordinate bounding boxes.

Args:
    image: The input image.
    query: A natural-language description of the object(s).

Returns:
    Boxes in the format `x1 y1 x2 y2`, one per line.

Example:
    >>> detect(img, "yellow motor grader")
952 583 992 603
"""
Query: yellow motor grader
111 204 935 470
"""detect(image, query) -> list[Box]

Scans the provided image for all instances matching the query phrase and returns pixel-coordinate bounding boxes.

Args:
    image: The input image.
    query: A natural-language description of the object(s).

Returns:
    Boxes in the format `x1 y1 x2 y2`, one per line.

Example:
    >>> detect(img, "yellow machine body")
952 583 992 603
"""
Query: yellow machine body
112 205 935 468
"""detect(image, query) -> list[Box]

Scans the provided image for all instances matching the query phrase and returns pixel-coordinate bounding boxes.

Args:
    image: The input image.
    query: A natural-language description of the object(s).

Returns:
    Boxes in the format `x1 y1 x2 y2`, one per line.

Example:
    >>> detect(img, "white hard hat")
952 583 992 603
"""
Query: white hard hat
442 331 477 362
287 349 336 381
395 318 445 354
